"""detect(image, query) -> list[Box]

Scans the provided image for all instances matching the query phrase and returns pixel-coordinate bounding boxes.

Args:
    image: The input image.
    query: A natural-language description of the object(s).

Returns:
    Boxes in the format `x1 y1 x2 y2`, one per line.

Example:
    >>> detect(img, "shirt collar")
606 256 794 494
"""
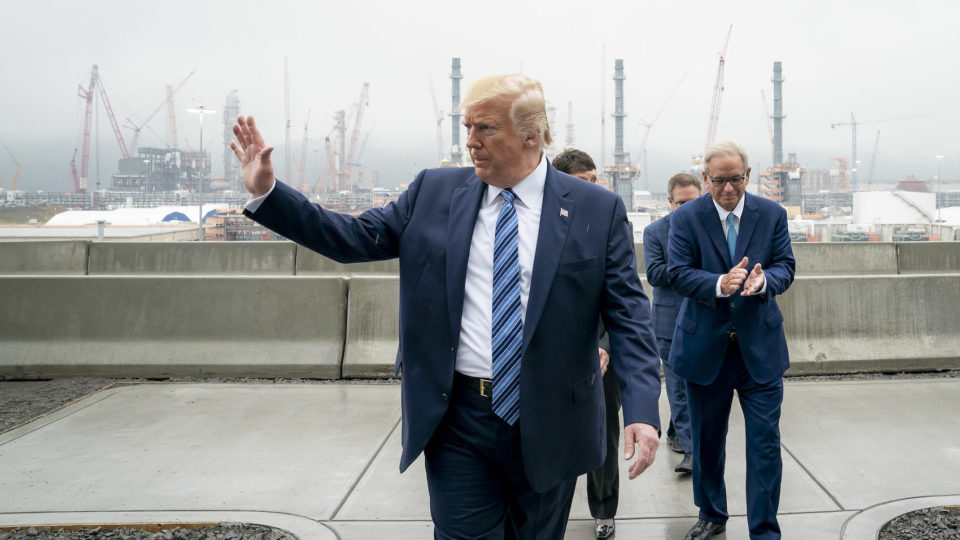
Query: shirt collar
712 192 745 222
483 153 547 208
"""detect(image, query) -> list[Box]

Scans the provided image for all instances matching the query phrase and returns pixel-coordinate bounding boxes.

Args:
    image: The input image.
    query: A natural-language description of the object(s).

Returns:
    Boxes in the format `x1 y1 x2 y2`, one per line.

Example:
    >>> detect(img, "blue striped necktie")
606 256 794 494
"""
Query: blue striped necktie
726 212 737 261
491 188 522 425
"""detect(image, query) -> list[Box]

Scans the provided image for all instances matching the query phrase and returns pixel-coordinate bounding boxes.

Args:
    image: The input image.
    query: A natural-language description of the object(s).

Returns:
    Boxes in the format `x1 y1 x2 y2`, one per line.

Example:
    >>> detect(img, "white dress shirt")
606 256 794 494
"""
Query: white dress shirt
456 154 546 378
713 195 765 297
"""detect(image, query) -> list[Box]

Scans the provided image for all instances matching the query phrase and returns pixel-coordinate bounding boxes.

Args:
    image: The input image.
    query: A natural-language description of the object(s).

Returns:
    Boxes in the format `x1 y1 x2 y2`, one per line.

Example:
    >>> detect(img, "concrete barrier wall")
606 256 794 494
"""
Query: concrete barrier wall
0 276 346 379
88 242 296 275
3 240 953 277
0 241 89 275
341 276 400 378
296 247 399 275
898 242 960 274
780 274 960 374
792 242 899 275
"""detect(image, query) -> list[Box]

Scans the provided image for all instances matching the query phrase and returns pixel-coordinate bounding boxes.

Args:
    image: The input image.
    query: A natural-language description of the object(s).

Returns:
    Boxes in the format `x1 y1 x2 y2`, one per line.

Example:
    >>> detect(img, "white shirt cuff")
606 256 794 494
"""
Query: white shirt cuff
243 181 276 213
716 275 729 298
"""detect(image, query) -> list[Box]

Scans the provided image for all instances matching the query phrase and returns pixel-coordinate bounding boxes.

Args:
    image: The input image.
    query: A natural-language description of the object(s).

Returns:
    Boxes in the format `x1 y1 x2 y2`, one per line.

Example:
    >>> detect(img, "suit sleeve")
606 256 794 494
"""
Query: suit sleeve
643 221 669 288
599 196 661 430
244 172 425 263
760 206 796 300
667 209 722 309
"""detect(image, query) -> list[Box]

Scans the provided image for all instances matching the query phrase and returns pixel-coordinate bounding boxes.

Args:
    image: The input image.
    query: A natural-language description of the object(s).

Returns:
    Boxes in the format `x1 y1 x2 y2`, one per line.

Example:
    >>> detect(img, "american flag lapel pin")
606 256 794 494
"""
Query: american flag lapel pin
560 208 568 218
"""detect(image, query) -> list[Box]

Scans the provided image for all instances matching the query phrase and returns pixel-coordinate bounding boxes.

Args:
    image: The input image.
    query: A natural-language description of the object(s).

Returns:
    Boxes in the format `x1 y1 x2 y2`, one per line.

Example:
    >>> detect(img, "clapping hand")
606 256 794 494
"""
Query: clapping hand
741 263 765 296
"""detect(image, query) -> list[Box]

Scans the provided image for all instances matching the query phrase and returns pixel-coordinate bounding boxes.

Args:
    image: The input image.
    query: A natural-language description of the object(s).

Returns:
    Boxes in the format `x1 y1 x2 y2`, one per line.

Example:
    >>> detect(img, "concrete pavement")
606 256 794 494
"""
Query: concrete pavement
1 378 958 539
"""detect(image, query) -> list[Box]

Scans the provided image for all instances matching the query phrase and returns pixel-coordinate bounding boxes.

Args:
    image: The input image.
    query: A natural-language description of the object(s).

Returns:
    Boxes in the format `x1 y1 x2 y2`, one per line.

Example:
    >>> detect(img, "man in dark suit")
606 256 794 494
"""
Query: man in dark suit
667 140 795 540
642 172 702 476
231 73 662 539
552 148 618 540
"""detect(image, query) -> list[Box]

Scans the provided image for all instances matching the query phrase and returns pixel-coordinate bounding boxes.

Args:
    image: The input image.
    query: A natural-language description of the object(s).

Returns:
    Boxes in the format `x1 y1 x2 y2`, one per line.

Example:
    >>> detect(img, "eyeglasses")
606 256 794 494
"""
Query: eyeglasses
707 175 746 186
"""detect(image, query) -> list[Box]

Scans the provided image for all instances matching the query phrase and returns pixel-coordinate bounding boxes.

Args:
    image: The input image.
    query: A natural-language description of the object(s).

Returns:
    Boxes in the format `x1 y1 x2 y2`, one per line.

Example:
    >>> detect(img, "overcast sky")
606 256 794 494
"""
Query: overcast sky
2 0 959 194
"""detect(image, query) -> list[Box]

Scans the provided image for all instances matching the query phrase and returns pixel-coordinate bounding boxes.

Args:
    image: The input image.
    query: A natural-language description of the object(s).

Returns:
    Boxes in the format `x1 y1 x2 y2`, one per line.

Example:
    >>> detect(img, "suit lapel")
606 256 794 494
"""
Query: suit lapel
446 175 485 340
698 195 732 268
523 166 572 352
734 193 759 263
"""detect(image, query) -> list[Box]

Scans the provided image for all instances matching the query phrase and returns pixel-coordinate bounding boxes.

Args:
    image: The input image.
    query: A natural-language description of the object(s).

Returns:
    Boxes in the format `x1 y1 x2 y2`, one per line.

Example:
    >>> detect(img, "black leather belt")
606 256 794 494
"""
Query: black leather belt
454 372 493 398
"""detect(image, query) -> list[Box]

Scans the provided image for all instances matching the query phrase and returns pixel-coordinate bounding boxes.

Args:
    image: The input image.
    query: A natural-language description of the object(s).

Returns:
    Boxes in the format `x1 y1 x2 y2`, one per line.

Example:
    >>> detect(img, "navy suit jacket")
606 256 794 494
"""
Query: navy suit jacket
642 213 684 356
666 192 795 386
245 163 661 492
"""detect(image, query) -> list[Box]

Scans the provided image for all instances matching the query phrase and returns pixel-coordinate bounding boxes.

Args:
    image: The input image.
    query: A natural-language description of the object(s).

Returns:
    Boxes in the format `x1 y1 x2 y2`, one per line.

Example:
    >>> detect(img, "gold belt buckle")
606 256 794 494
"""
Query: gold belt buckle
479 378 493 398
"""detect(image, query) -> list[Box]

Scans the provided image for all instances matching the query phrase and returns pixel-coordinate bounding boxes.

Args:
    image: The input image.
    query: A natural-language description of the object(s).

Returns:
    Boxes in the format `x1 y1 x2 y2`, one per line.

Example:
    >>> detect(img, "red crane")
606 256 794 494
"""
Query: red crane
704 26 732 151
344 82 369 186
70 64 130 193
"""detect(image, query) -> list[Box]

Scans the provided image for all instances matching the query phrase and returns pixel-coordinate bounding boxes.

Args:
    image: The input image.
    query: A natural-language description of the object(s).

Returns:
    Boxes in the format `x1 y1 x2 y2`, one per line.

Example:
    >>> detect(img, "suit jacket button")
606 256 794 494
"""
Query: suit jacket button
441 393 449 401
729 301 735 308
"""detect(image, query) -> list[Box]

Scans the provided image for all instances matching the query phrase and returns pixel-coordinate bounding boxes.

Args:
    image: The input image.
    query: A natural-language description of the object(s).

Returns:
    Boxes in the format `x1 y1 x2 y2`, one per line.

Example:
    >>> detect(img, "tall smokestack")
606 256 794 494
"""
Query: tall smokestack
449 58 463 164
613 59 626 165
773 61 784 166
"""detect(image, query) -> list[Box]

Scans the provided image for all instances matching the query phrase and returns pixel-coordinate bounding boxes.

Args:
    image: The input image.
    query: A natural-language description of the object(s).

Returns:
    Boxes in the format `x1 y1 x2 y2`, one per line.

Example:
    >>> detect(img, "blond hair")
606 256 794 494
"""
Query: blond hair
460 74 552 149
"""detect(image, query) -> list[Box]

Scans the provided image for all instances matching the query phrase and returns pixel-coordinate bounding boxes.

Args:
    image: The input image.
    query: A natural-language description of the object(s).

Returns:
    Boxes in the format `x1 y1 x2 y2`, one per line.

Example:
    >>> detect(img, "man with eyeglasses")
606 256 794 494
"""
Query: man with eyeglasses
667 141 795 539
643 173 702 478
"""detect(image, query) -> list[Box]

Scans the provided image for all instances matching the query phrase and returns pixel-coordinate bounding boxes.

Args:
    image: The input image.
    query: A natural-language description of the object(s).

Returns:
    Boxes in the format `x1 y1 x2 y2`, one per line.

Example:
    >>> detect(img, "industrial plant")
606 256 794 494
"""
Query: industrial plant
1 50 958 243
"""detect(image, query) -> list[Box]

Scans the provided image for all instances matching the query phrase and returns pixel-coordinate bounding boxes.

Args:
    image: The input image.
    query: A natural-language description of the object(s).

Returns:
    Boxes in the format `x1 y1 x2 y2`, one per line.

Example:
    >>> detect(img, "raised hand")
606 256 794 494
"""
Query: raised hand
230 116 275 197
741 263 766 296
721 256 749 295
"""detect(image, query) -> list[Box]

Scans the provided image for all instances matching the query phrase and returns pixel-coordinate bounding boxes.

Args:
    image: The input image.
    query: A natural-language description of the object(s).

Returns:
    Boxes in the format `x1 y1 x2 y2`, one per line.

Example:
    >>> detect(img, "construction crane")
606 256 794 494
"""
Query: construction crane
124 71 195 151
94 71 129 158
704 25 732 151
429 78 445 165
71 65 99 192
830 112 931 191
344 82 369 186
635 73 686 190
0 142 21 191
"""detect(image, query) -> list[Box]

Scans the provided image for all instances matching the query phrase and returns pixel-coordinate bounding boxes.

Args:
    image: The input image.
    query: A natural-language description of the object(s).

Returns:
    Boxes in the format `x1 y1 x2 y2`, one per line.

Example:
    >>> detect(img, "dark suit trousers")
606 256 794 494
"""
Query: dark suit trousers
424 377 577 540
587 365 621 519
686 340 783 539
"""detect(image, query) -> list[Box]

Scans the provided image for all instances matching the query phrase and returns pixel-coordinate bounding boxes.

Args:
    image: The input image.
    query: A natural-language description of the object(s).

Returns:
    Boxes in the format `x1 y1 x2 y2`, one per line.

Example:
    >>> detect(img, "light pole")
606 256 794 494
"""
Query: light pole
936 154 944 223
188 104 216 241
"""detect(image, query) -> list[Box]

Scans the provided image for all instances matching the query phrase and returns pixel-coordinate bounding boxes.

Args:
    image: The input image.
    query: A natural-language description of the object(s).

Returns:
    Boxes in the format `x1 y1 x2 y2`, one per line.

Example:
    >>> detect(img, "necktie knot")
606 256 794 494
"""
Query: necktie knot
501 188 516 205
726 212 736 228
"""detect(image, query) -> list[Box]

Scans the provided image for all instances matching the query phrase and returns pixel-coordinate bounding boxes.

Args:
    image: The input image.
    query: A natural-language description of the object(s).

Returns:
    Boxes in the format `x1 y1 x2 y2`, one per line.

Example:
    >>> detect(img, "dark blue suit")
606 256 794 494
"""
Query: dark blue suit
642 213 691 453
667 192 795 538
246 164 661 536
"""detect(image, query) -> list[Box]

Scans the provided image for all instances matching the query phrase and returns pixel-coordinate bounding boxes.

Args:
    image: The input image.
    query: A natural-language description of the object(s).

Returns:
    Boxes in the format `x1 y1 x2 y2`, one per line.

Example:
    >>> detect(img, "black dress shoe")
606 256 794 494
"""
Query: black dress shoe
683 518 726 539
666 433 684 454
675 452 693 474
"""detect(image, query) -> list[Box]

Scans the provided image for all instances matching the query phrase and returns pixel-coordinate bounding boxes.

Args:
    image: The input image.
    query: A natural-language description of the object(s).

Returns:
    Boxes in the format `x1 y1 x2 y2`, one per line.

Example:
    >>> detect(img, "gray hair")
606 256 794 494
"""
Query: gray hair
704 140 749 173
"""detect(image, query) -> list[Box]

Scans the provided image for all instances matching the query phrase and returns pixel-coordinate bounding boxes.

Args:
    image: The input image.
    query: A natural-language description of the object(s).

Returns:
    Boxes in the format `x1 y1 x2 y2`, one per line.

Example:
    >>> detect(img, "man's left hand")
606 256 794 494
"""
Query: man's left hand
624 423 659 479
598 348 610 375
741 263 765 296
